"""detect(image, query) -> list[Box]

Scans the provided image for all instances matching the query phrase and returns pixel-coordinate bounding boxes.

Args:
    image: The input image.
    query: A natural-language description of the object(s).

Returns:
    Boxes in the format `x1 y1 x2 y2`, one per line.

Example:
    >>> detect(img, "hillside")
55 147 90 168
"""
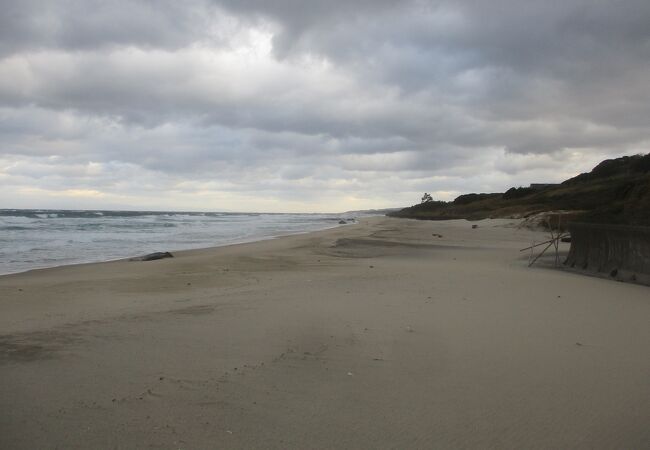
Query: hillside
388 154 650 226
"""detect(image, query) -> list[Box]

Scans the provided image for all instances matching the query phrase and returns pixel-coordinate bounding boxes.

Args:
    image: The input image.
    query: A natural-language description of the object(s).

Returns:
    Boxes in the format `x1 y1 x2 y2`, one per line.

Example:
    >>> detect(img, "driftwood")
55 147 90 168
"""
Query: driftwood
519 235 569 253
521 216 569 267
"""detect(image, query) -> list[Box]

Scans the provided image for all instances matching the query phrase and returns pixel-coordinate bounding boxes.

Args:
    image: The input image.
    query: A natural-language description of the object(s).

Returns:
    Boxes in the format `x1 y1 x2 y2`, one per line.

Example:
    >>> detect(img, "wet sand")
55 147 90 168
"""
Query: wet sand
1 217 649 449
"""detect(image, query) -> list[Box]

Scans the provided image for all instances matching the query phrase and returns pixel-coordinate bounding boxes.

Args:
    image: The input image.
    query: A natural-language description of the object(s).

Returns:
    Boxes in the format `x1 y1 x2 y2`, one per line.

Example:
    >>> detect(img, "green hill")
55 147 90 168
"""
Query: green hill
388 154 650 226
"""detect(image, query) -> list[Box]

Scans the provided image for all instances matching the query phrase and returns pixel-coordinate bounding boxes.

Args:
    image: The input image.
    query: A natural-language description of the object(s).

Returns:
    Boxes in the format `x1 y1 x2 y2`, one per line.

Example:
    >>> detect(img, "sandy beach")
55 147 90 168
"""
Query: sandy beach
1 216 648 449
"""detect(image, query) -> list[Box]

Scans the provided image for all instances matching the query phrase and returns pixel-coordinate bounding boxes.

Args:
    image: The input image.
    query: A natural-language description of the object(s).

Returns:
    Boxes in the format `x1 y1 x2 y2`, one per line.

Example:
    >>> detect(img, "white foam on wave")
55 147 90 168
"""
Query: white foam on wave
0 210 368 275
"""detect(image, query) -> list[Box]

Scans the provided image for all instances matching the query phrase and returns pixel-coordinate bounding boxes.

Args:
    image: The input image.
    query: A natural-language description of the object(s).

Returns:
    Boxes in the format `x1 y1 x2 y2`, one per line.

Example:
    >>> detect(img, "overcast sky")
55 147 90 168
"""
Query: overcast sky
1 0 649 212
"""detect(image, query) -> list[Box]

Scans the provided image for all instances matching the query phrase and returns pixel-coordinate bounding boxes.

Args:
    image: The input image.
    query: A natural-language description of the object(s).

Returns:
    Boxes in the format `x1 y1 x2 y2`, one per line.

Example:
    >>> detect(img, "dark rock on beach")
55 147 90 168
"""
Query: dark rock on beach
130 252 174 262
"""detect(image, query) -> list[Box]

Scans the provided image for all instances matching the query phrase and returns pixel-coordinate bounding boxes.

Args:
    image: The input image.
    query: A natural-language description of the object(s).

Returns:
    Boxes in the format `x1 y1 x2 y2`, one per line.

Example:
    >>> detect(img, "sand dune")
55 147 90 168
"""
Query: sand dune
1 217 649 449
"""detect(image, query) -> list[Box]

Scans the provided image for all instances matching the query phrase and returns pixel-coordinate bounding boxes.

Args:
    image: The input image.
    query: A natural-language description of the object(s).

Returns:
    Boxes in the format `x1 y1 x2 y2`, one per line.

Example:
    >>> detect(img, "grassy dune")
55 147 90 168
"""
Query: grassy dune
389 154 650 226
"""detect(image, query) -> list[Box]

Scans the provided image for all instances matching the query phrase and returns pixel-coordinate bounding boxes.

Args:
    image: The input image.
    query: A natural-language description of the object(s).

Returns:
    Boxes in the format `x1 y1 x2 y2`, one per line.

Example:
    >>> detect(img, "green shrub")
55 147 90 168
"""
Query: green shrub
503 187 535 200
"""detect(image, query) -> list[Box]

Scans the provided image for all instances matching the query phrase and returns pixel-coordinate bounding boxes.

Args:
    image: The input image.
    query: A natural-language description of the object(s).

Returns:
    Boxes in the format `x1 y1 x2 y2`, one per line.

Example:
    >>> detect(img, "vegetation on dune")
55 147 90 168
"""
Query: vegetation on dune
388 153 650 226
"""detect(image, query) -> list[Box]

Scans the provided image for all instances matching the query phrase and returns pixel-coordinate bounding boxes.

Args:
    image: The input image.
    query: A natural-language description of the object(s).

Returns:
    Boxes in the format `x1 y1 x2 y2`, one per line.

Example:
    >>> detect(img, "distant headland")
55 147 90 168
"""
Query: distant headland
389 153 650 227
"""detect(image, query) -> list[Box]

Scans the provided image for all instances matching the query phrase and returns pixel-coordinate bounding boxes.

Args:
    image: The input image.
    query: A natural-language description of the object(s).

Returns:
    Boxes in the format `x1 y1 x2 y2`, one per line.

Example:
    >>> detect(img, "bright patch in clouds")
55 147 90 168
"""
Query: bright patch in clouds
1 0 649 212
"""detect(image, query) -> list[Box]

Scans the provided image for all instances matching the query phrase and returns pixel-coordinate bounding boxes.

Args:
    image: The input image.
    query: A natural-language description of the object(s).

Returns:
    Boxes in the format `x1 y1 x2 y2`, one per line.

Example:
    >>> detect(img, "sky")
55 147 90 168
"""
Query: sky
1 0 649 212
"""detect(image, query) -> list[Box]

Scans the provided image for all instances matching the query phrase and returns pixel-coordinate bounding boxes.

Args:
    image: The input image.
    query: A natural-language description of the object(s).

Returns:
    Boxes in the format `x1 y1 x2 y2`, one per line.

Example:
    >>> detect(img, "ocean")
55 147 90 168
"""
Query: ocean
0 209 361 275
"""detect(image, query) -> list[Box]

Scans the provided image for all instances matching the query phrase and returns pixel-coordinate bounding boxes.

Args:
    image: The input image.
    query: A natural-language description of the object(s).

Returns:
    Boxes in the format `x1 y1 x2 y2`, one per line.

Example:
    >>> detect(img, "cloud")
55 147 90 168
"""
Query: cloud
0 0 219 56
0 0 649 211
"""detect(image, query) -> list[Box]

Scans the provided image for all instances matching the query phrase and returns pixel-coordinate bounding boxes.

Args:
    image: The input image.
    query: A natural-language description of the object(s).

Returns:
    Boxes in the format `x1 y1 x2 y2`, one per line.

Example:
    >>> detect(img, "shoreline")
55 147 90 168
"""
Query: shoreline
0 218 355 278
2 216 649 449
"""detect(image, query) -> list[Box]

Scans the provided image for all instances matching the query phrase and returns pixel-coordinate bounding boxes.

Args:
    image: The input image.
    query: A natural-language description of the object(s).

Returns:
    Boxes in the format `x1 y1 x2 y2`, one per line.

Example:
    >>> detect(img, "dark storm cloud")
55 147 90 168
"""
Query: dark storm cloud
1 0 649 210
223 0 650 131
227 0 650 78
0 0 216 56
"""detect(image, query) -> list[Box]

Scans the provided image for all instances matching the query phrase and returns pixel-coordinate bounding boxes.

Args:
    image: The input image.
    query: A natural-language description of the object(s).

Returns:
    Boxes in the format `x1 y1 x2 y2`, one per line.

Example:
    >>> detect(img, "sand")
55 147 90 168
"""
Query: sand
1 217 649 449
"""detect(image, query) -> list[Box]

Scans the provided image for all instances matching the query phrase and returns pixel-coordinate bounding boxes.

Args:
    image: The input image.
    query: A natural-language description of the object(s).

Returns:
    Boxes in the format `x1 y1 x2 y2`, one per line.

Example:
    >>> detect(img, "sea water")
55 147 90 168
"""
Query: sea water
0 209 361 275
